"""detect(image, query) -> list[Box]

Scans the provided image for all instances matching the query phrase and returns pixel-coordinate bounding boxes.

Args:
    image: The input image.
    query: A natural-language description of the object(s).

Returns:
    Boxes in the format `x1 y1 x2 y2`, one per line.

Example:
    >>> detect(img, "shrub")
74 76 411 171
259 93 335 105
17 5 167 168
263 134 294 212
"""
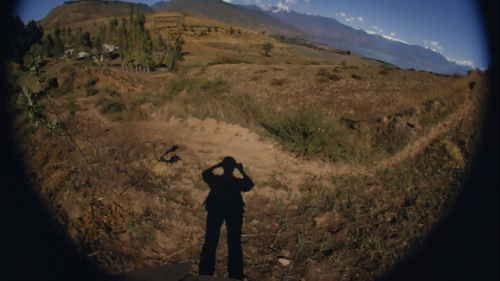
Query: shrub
256 106 339 159
261 41 274 56
207 56 252 65
85 87 99 96
351 73 362 80
270 78 285 86
341 60 347 66
100 100 125 114
200 76 226 92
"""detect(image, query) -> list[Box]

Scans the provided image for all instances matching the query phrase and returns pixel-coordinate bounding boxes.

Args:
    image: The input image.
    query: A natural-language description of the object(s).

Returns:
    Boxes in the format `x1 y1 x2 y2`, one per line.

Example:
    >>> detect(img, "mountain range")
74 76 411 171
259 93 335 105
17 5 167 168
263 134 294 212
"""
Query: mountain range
150 0 471 74
38 0 472 74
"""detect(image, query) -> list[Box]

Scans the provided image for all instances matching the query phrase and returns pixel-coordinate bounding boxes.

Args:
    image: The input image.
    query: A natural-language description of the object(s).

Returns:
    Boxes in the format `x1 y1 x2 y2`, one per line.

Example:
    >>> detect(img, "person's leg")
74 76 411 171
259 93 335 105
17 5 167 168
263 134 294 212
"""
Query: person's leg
199 210 224 276
226 212 244 279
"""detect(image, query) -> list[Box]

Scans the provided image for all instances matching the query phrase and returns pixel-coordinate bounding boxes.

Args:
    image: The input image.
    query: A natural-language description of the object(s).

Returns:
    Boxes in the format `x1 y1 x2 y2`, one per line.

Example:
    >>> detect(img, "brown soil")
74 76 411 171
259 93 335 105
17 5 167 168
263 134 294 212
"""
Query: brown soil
6 13 489 280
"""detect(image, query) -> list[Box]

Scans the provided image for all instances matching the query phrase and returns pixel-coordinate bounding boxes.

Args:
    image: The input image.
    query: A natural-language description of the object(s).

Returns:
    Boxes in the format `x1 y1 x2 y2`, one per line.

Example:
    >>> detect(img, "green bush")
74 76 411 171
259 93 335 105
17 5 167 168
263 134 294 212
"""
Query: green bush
257 106 331 158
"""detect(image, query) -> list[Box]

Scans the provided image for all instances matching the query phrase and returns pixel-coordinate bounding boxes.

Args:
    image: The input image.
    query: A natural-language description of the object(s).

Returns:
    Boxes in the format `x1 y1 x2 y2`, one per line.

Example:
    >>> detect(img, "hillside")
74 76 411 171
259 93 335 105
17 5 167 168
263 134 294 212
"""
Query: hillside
6 1 489 280
39 0 154 29
151 0 303 36
6 52 488 279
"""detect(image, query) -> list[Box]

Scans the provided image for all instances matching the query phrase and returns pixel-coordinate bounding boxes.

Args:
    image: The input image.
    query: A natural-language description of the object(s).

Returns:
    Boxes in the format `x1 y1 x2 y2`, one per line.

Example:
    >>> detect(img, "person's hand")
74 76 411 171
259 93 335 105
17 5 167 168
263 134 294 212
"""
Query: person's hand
237 163 244 171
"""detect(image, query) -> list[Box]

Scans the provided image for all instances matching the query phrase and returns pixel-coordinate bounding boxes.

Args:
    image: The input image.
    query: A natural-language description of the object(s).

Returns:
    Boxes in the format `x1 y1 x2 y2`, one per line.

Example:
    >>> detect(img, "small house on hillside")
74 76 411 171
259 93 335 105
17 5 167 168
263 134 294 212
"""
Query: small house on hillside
77 51 89 60
102 43 118 53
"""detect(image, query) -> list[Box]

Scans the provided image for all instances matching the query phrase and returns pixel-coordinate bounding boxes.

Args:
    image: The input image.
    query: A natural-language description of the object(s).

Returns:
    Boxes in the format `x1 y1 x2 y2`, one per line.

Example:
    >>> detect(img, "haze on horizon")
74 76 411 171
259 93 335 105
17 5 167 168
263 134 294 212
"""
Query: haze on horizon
12 0 490 70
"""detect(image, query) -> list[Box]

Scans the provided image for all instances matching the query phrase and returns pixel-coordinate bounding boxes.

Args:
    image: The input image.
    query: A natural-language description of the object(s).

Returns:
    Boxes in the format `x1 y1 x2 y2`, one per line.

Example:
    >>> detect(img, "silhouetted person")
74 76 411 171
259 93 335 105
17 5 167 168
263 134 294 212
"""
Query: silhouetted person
199 157 254 280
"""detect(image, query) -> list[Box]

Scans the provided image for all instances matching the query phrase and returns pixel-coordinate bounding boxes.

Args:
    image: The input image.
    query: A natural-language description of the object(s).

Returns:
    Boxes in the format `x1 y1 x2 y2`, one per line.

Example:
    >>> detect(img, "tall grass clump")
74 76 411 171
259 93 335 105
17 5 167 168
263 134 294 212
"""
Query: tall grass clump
255 106 340 160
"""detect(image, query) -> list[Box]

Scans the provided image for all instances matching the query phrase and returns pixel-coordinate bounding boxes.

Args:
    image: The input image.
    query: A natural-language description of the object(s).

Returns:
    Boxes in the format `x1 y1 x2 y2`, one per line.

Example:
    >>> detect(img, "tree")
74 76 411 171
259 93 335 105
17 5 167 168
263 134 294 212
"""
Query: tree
81 31 91 47
346 50 351 55
52 22 64 56
170 32 184 70
8 17 44 67
41 36 53 58
261 41 274 56
135 11 146 30
117 27 128 70
92 34 103 65
141 30 153 72
23 43 43 70
229 26 235 35
156 33 164 64
108 17 118 30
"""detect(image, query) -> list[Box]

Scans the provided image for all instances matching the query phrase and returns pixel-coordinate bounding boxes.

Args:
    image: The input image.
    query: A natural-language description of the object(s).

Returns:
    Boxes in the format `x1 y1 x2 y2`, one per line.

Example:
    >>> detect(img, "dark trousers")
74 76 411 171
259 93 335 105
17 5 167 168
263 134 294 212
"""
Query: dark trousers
199 210 243 279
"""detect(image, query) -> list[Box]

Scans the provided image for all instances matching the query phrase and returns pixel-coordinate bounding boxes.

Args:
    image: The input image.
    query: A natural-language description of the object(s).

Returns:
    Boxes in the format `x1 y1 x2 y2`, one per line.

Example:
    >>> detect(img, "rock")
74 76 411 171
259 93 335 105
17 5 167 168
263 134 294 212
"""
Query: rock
278 258 290 267
314 217 326 226
280 250 291 258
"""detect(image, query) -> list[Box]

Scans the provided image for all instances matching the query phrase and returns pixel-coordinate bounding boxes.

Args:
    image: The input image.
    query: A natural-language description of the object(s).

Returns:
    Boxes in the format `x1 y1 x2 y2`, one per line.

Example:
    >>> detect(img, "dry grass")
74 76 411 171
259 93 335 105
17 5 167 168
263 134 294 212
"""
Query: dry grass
6 15 490 279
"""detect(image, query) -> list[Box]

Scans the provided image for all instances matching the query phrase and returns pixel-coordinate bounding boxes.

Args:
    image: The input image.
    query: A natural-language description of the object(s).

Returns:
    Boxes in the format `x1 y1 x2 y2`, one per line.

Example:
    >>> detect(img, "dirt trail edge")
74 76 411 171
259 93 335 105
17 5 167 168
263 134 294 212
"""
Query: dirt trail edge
124 95 472 197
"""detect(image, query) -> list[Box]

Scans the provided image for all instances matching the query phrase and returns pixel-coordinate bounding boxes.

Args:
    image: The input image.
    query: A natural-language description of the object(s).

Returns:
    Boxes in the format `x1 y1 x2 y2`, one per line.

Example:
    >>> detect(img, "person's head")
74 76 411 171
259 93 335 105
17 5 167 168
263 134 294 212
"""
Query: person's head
222 157 237 174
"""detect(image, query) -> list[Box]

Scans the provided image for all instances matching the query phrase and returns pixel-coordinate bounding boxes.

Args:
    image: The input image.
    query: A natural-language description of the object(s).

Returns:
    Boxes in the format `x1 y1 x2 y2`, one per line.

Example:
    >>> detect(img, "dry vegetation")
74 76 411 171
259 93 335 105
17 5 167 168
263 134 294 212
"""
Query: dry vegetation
6 11 489 281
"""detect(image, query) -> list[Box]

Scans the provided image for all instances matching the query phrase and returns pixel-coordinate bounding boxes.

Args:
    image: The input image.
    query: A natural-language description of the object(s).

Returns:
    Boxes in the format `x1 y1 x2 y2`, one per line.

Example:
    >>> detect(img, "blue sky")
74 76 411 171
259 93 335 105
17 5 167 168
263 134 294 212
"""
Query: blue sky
13 0 490 69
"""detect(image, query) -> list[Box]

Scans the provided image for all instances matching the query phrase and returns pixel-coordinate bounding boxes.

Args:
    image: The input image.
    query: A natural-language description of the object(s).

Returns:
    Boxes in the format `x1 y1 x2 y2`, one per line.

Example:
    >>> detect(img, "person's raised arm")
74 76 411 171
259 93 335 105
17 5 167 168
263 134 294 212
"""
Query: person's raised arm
202 162 222 187
237 163 254 192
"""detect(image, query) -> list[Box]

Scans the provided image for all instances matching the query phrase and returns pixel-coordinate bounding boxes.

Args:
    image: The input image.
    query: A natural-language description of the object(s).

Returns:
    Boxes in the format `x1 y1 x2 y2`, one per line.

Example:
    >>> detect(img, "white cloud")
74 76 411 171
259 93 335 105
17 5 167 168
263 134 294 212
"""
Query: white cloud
445 56 475 68
223 0 233 2
346 18 352 22
340 12 346 17
381 34 408 44
273 1 291 12
367 30 408 44
285 0 297 3
379 29 384 33
357 17 364 22
390 32 395 36
372 25 379 30
353 27 360 30
243 0 270 10
421 39 444 52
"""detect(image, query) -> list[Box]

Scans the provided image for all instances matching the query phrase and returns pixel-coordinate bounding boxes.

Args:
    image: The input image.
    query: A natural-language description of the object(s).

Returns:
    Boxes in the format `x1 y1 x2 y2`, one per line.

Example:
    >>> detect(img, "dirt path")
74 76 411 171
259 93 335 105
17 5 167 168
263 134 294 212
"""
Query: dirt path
370 97 472 172
66 91 471 204
111 94 472 199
